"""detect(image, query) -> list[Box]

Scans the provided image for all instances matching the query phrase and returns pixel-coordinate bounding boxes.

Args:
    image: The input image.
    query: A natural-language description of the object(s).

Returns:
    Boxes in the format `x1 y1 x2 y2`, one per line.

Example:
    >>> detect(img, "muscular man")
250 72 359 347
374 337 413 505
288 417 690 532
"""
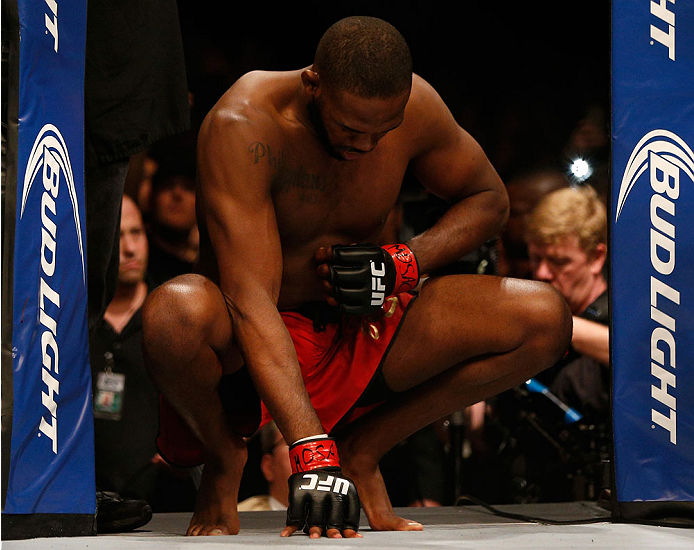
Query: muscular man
142 16 571 539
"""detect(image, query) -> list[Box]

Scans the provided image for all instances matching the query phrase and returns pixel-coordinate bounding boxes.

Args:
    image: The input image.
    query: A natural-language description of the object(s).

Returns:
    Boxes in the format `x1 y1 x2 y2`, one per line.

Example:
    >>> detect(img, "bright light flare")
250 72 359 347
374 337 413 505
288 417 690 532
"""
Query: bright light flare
570 158 592 182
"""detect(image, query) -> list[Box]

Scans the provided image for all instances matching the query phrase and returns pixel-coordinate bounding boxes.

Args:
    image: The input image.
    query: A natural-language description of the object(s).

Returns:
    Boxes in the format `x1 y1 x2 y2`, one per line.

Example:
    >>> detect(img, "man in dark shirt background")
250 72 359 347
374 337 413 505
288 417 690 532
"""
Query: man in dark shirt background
526 184 609 421
90 195 196 519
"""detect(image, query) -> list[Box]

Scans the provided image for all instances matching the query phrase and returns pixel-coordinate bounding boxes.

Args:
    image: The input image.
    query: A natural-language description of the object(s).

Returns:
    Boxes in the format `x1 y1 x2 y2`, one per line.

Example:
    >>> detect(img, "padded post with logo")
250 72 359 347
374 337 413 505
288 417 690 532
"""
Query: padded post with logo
2 0 96 539
611 0 694 523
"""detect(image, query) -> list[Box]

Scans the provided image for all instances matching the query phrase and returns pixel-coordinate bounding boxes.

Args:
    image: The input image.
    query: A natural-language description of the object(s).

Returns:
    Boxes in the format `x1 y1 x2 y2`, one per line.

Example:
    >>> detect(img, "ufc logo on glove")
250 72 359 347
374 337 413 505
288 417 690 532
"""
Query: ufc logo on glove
370 261 387 306
299 473 351 495
328 243 420 314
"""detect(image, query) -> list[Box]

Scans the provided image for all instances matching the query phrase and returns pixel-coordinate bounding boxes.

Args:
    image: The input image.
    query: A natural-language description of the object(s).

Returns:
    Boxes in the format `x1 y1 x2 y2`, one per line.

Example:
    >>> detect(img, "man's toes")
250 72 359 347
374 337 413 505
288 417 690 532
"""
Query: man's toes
281 525 299 537
326 528 342 539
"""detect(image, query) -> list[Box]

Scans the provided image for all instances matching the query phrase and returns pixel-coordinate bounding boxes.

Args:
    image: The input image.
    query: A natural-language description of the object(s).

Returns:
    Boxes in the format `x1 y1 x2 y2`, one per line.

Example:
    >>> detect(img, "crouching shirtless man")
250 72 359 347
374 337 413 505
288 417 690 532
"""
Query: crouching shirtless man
142 16 572 539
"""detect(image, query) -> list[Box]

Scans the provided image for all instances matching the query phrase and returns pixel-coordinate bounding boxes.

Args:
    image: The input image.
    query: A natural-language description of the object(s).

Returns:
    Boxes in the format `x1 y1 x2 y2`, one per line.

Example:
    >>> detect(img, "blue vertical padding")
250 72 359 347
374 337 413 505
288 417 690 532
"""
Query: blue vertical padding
612 0 694 502
5 0 95 513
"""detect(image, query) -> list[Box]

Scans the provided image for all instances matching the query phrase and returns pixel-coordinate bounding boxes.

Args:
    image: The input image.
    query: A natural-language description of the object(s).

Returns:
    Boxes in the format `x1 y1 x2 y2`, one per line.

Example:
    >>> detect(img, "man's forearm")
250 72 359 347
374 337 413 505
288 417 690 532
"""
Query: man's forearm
571 316 610 366
230 299 324 443
406 189 508 274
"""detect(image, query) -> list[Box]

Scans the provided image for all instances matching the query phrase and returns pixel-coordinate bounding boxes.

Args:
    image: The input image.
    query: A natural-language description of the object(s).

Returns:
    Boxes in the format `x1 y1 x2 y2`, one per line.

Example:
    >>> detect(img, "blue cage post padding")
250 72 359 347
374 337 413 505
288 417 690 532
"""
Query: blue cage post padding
3 0 95 537
611 0 694 521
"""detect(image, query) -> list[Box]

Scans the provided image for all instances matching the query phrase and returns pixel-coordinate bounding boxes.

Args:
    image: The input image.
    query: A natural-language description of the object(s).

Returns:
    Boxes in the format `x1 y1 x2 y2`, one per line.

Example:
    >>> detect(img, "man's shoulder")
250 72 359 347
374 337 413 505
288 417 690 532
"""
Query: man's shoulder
211 70 298 120
407 73 444 112
201 70 299 145
400 73 465 159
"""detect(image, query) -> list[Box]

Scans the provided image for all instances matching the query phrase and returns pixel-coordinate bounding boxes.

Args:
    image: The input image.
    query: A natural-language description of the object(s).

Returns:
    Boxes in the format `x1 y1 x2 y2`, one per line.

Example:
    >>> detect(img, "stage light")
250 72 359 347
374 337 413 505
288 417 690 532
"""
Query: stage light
570 158 592 182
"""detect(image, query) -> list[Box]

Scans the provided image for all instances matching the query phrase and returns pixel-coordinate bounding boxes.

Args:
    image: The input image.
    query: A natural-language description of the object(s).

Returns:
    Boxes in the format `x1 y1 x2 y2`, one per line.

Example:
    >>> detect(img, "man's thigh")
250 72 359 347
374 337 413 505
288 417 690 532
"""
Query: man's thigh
381 274 553 392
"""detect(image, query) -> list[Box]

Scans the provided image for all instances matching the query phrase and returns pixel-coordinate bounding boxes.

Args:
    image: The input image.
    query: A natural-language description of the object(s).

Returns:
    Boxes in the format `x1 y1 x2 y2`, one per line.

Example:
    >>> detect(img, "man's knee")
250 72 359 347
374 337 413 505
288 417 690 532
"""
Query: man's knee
524 281 573 362
142 274 227 361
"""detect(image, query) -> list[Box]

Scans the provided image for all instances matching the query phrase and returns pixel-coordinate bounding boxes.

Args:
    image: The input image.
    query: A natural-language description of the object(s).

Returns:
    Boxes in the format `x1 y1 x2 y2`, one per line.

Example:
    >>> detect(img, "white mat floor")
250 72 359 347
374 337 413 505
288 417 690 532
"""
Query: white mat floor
3 504 693 550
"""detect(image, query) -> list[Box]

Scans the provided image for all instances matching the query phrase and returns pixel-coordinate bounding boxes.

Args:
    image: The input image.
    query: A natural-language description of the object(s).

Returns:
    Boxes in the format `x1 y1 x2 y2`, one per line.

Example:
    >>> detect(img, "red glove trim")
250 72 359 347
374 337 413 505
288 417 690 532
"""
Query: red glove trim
288 437 340 473
382 244 420 295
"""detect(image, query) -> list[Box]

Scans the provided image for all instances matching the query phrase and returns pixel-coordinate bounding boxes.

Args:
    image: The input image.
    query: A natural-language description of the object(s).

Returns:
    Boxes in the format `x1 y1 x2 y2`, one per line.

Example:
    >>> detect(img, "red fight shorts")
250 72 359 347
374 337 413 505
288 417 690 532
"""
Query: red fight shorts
157 293 415 468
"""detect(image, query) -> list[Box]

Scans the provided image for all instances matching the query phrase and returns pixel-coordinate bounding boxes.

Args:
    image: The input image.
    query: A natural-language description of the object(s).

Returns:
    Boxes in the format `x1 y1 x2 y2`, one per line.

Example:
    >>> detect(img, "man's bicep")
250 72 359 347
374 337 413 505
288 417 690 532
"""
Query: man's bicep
411 124 502 202
408 78 504 201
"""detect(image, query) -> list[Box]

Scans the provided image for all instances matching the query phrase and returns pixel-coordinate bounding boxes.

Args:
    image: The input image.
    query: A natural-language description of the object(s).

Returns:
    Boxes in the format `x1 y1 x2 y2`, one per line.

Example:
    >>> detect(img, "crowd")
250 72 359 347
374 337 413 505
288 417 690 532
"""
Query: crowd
74 9 610 535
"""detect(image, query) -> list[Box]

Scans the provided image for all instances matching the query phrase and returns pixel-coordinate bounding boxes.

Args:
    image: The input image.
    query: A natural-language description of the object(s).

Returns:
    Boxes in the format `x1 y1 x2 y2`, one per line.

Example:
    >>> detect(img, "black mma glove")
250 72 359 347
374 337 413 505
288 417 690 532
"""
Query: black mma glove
286 435 360 535
328 243 420 314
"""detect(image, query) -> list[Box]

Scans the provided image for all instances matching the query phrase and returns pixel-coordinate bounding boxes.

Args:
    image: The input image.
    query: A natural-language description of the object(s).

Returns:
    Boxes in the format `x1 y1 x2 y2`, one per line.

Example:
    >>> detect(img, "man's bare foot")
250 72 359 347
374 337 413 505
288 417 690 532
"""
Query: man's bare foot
186 453 244 536
340 450 423 532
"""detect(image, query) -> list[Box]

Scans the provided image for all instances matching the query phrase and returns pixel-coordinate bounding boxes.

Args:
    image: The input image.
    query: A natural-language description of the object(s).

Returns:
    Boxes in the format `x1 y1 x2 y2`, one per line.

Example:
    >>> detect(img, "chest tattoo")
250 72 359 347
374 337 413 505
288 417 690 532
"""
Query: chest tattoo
249 141 328 204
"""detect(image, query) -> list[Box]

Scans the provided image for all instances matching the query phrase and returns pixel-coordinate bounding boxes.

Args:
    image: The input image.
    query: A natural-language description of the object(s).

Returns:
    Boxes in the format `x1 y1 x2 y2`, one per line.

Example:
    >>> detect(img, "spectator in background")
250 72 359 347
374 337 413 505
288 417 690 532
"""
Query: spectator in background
497 168 569 279
526 184 609 422
146 161 199 287
122 149 160 220
91 195 196 516
566 104 609 155
238 422 291 512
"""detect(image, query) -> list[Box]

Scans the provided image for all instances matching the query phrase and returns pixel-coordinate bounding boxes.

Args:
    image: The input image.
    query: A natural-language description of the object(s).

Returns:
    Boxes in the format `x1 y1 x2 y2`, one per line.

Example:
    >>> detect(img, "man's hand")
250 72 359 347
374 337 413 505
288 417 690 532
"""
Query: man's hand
315 243 419 314
280 436 361 539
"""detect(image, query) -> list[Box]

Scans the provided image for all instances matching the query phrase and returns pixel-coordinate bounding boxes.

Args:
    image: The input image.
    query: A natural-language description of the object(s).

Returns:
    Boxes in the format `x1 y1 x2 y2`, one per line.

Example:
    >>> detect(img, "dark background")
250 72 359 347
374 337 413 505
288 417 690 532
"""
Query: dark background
176 1 611 183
